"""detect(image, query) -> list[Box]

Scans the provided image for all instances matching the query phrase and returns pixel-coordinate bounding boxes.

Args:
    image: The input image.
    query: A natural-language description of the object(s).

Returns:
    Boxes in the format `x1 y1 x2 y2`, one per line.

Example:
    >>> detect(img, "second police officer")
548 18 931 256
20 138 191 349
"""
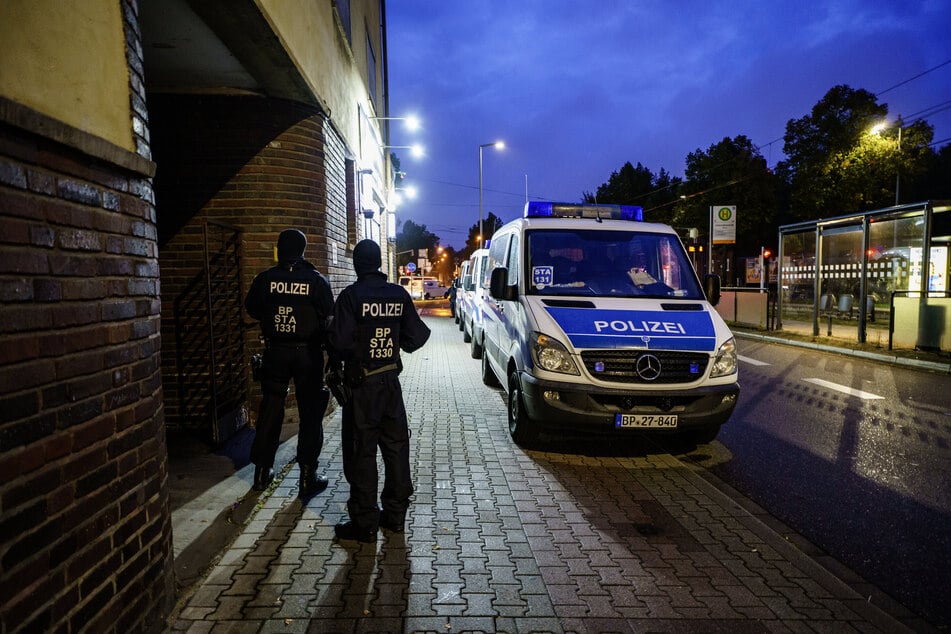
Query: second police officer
245 229 335 497
328 239 431 542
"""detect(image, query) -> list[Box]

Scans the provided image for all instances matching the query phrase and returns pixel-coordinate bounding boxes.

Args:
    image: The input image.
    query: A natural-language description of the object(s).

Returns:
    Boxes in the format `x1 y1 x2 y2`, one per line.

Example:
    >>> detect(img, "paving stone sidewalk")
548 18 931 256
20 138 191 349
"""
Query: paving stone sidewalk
168 315 911 633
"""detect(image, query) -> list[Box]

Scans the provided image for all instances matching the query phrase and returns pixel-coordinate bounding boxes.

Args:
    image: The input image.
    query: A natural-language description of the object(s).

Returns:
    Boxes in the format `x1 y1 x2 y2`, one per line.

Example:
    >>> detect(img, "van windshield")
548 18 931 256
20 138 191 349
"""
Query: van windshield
526 229 703 299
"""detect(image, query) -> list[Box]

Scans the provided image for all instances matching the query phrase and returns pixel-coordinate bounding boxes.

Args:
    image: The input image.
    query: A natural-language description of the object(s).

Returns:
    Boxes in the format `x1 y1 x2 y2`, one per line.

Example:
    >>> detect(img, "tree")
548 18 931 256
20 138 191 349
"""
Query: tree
583 161 682 223
462 212 504 255
776 85 933 219
674 135 779 283
395 219 439 271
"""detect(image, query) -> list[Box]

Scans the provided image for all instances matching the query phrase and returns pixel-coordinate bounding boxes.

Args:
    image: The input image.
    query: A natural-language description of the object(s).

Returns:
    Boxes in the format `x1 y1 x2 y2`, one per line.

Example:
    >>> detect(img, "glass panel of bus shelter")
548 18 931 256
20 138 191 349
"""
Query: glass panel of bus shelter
867 213 920 309
780 230 816 323
818 225 863 318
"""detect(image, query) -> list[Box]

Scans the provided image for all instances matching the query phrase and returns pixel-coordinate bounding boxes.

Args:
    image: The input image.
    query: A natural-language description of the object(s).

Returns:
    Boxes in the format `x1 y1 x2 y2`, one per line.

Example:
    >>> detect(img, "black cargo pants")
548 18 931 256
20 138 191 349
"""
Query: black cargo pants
341 372 413 530
251 341 326 469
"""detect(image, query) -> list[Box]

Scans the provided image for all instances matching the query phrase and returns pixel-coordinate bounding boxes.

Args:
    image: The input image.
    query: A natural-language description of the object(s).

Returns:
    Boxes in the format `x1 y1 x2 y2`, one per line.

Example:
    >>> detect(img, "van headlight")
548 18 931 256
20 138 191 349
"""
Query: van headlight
710 337 737 378
531 333 580 375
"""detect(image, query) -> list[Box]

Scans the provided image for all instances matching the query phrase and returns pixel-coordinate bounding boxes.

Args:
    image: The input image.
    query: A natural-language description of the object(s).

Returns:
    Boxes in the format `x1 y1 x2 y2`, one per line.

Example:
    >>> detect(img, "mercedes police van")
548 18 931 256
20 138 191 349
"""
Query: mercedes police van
462 248 490 346
479 201 739 445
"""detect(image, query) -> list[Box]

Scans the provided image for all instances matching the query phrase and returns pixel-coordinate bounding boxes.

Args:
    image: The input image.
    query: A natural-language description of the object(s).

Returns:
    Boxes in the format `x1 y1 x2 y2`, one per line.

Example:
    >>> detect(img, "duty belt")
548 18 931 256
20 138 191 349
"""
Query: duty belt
363 363 399 377
266 340 312 349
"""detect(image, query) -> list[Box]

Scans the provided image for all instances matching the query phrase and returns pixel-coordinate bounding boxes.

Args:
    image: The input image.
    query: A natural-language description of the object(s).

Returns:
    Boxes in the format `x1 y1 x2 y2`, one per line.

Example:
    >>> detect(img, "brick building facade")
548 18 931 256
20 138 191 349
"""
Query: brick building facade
149 94 358 440
1 0 391 631
0 1 174 630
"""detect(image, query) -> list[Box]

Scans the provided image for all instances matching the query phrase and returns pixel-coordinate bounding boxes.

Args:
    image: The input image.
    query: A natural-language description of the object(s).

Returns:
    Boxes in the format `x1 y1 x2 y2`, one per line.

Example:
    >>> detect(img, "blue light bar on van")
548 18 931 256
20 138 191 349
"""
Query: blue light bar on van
524 201 643 221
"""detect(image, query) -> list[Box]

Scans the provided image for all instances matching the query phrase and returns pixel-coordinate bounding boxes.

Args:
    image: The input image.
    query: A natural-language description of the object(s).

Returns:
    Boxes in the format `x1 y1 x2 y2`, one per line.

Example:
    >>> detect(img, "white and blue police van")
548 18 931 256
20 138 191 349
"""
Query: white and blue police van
462 248 490 347
479 201 739 445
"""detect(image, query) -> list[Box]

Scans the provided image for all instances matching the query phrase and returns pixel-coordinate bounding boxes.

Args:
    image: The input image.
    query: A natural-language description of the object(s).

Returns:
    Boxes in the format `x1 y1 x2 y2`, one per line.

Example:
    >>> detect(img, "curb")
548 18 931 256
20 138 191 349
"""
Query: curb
734 330 951 374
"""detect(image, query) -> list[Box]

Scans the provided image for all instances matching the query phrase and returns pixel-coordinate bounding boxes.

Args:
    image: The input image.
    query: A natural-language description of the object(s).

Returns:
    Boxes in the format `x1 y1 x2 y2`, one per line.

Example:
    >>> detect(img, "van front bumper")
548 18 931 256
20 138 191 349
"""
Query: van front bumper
519 372 739 434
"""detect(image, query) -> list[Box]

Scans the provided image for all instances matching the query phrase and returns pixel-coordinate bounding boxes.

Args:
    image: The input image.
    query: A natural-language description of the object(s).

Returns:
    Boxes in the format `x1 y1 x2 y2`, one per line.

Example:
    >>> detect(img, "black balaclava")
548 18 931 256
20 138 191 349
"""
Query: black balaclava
353 239 382 276
277 229 307 262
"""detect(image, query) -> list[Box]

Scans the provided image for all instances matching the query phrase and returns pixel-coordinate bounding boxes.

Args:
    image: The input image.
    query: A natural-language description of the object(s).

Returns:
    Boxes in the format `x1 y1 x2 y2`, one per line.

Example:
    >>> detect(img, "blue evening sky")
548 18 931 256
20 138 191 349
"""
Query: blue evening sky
386 1 951 248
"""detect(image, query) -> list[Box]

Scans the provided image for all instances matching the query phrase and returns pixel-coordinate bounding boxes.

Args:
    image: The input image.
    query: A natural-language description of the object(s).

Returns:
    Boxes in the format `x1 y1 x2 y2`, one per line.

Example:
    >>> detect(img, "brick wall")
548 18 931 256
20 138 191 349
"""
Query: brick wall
149 95 356 435
0 124 172 632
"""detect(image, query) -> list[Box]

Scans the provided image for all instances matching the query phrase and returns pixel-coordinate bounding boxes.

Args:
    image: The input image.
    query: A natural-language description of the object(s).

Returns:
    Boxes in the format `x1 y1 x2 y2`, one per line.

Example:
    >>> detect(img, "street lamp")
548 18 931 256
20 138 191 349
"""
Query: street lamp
870 121 902 206
384 144 425 159
479 140 504 248
371 115 421 132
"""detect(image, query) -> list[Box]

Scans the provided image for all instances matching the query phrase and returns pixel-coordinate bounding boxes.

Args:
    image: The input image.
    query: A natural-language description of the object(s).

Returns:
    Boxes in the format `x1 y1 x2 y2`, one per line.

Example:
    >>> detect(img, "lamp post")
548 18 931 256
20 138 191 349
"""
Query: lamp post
384 144 425 159
870 121 902 206
479 141 505 248
371 115 421 132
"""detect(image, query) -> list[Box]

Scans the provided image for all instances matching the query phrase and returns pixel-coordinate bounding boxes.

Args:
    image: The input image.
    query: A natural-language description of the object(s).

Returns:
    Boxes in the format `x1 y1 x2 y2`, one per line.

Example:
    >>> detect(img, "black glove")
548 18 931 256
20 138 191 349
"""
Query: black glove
325 367 350 406
250 353 264 382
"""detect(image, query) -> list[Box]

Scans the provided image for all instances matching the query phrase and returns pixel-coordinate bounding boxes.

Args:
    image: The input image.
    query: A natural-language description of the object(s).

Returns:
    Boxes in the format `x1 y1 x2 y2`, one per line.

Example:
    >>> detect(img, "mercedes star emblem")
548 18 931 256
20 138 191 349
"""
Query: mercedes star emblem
635 354 662 381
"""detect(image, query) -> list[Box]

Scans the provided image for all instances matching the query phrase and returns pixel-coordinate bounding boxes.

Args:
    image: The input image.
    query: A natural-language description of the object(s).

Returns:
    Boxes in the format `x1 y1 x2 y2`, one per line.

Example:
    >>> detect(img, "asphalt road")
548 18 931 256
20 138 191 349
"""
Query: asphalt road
691 338 951 629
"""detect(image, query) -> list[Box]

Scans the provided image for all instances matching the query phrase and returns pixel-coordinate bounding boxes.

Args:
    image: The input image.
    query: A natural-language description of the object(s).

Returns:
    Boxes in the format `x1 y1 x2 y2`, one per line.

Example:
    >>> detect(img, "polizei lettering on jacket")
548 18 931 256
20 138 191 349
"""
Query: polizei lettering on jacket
594 319 686 334
361 302 404 317
269 281 310 295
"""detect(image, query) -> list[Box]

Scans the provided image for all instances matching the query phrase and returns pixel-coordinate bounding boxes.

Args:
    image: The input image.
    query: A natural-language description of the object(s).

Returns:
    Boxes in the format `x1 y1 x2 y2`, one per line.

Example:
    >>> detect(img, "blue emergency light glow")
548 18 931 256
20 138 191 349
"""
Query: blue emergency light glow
524 201 643 221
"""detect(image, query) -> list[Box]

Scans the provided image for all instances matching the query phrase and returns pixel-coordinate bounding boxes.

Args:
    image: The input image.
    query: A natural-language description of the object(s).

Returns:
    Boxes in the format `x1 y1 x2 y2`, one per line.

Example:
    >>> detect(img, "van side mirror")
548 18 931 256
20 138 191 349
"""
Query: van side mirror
703 274 721 306
490 267 517 300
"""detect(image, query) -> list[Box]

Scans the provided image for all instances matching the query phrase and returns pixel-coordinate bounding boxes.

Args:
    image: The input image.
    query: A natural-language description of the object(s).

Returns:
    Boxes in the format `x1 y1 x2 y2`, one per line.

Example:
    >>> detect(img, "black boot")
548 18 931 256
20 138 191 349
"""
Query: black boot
334 521 377 543
379 511 405 534
298 464 328 498
252 465 273 491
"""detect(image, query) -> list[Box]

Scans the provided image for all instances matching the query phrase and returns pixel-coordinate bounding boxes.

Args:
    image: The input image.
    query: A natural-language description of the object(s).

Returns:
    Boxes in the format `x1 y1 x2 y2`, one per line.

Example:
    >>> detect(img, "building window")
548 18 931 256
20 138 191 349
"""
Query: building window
366 31 377 107
334 0 352 44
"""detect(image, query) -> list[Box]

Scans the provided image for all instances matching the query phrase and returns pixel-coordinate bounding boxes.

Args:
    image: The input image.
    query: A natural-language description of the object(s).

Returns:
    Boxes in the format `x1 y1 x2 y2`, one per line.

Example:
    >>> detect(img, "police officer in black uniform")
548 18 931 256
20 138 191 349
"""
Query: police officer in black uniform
245 229 335 497
328 239 431 542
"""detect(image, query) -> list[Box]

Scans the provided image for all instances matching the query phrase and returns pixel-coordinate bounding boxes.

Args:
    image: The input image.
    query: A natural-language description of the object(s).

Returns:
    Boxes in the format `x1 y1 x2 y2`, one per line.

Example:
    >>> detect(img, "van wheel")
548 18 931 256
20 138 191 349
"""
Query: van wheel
457 314 464 331
470 332 483 359
481 352 499 387
508 371 539 446
463 320 472 343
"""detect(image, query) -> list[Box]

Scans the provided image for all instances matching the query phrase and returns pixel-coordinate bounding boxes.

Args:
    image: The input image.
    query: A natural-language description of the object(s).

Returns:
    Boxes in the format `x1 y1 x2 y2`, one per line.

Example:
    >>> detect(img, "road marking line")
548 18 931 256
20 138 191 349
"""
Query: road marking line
803 378 884 400
738 355 770 366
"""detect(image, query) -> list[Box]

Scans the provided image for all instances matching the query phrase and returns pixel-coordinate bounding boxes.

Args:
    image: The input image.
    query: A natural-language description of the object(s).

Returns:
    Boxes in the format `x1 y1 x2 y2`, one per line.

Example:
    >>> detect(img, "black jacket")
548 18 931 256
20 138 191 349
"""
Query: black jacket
245 258 334 344
327 271 430 373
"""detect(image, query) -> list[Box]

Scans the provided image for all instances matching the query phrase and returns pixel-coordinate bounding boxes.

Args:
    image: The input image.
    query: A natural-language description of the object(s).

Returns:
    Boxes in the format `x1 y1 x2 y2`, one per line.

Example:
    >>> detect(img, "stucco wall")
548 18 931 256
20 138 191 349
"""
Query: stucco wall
0 0 134 152
257 0 382 158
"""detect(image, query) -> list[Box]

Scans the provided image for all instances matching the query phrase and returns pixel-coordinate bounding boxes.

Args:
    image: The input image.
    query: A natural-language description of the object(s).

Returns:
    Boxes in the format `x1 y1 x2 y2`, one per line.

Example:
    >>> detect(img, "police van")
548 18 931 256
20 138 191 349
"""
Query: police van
479 201 739 445
461 248 490 346
454 260 471 329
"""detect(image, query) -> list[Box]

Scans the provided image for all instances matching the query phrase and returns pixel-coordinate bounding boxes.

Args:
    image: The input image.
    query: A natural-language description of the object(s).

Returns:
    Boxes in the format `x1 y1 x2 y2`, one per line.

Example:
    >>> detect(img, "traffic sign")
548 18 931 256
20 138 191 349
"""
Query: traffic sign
406 262 417 273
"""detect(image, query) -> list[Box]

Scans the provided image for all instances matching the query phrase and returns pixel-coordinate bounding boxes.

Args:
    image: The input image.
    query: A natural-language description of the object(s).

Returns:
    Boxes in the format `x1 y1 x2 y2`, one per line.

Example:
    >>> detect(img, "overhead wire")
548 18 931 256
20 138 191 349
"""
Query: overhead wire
400 60 951 239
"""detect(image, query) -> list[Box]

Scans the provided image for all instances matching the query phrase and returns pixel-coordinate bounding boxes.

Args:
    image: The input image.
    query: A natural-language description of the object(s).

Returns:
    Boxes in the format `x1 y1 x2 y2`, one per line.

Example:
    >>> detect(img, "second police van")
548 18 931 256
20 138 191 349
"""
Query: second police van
478 201 739 445
461 248 490 348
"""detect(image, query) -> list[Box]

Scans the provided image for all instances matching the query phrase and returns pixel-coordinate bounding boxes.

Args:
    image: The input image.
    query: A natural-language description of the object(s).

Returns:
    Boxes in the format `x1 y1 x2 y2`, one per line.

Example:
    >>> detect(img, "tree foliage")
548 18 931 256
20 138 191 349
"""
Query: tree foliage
675 135 779 255
583 161 682 223
777 85 934 219
395 219 439 269
462 212 504 256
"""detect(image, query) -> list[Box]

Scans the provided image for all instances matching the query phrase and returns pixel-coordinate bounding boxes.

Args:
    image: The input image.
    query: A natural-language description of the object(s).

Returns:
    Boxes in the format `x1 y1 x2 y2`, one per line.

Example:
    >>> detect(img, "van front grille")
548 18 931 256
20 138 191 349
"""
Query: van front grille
580 350 709 384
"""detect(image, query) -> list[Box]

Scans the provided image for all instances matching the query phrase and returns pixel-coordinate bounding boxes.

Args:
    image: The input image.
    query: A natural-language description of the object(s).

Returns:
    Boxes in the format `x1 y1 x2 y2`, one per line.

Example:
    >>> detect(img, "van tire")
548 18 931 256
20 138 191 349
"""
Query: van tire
508 371 539 446
481 352 499 387
463 320 472 343
470 332 483 359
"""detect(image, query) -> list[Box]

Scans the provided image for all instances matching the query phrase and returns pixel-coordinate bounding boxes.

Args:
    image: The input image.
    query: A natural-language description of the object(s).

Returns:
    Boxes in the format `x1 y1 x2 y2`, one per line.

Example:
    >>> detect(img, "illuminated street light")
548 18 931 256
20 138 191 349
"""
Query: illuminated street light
385 144 425 159
479 141 505 248
396 184 418 199
870 120 902 205
372 114 421 132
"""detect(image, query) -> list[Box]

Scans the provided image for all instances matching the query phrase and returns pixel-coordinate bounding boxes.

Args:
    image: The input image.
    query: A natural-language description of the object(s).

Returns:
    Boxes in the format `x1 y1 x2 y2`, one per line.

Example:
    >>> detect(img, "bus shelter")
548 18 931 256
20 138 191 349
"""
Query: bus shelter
777 201 951 351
